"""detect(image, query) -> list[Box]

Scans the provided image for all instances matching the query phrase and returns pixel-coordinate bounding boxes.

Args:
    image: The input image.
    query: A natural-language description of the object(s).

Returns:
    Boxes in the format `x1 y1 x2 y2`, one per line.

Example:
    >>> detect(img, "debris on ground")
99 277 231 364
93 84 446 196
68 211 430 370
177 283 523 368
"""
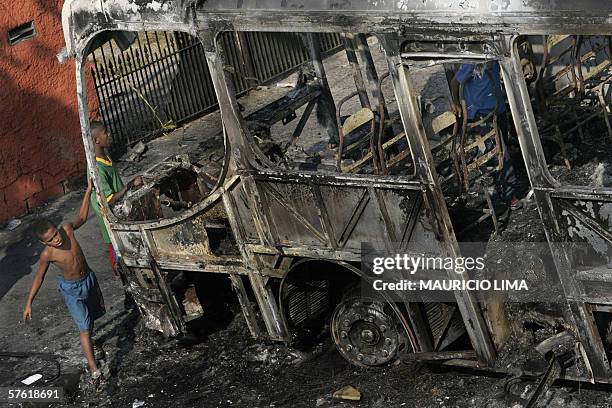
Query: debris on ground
6 219 22 231
332 385 362 401
127 141 148 162
276 81 295 88
21 373 42 385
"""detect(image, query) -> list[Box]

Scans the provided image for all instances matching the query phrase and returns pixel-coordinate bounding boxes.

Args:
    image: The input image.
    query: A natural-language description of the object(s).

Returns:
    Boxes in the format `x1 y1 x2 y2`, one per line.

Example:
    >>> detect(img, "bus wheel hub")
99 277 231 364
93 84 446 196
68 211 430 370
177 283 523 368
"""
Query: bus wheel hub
331 297 401 367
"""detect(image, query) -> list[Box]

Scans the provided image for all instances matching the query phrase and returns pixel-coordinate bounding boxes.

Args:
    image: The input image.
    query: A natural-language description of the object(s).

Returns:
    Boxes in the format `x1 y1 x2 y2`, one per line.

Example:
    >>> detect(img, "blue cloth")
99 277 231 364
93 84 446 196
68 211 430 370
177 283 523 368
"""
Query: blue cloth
57 271 106 332
454 62 505 120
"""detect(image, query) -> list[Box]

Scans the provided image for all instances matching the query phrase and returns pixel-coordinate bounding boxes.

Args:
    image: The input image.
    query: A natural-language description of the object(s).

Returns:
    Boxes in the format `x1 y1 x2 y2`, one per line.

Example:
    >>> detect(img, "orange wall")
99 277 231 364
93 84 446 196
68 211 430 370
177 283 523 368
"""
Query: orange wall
0 1 97 222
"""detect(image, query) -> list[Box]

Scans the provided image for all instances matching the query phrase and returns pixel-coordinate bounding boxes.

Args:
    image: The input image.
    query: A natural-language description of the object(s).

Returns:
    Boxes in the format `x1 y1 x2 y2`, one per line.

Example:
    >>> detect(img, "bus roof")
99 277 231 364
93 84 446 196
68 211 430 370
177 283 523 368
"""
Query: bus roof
62 0 612 57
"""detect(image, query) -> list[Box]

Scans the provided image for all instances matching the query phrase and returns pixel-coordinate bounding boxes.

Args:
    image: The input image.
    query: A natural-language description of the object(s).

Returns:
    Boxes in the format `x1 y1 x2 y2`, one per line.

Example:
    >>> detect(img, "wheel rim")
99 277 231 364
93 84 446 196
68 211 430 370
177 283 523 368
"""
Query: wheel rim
331 296 406 367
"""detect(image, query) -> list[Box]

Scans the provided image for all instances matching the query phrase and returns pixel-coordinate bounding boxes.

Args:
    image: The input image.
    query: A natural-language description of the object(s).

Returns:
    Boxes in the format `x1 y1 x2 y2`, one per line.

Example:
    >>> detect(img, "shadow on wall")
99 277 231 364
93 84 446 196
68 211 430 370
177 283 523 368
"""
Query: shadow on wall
0 0 98 223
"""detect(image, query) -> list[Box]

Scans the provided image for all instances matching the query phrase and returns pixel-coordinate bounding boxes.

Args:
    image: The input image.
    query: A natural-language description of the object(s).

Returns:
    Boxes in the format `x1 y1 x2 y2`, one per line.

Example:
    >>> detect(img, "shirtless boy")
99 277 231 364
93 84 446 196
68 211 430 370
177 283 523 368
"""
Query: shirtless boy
23 179 106 378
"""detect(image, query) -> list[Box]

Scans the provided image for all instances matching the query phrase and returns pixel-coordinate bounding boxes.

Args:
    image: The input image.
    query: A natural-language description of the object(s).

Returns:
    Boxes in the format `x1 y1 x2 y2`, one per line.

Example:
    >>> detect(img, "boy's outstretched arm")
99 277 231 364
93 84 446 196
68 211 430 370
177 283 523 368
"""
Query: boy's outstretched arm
71 179 94 230
108 175 143 206
22 251 51 321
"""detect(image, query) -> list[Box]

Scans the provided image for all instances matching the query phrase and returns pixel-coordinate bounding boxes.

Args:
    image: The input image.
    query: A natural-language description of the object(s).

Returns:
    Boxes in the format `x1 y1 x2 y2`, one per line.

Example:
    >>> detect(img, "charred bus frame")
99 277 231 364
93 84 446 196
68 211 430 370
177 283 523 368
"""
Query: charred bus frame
62 0 612 386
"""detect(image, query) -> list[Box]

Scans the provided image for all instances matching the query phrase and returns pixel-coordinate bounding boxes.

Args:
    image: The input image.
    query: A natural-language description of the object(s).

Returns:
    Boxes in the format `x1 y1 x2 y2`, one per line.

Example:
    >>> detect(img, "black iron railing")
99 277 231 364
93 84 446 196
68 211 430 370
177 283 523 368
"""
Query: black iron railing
89 31 342 153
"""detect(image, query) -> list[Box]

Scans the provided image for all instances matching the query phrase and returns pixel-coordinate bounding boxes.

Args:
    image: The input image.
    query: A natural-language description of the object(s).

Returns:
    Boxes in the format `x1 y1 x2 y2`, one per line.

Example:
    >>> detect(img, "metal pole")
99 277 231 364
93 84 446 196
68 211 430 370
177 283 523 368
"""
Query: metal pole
305 32 339 145
381 34 497 365
342 33 371 109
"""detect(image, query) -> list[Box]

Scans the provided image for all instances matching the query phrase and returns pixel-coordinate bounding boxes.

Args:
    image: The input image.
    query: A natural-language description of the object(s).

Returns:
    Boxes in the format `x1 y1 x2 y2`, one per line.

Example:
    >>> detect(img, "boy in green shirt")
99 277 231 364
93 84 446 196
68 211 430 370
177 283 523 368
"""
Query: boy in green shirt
89 122 142 275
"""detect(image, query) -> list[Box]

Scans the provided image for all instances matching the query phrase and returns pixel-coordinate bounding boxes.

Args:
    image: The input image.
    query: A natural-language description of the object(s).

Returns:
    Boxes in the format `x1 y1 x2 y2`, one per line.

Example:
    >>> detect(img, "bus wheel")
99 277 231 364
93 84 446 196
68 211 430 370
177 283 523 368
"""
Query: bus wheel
330 290 407 367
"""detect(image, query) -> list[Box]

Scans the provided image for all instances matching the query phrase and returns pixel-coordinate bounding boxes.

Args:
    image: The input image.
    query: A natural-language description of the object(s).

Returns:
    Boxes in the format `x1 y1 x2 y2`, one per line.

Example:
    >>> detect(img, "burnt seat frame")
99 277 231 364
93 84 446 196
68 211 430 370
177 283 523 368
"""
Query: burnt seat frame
454 66 506 234
336 71 414 176
534 35 612 169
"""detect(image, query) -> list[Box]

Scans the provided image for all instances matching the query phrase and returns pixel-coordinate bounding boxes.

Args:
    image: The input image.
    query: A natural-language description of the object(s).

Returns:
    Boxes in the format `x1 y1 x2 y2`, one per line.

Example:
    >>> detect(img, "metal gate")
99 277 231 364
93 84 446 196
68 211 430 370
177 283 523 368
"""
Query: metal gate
89 31 342 153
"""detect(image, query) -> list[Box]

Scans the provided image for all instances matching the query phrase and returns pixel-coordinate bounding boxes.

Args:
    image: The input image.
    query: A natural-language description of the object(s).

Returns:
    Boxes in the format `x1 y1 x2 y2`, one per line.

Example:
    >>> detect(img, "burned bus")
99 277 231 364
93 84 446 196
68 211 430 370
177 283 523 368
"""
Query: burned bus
61 0 612 395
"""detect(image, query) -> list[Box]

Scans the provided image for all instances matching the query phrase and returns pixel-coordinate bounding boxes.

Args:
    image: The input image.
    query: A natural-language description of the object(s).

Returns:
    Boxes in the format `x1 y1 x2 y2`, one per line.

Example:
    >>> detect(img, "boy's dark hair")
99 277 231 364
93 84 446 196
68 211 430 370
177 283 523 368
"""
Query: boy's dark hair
90 121 106 139
31 218 54 239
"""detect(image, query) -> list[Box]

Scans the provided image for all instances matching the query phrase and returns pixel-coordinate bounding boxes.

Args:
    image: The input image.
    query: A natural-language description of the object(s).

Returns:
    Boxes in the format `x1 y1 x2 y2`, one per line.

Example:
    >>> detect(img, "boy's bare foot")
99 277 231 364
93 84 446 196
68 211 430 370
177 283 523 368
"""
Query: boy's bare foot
89 370 102 388
87 369 107 391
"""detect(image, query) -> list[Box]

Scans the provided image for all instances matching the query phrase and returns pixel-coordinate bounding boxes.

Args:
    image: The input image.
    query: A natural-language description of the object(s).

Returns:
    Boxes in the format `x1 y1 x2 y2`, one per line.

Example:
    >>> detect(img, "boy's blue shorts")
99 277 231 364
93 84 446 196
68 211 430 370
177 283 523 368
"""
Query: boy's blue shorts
57 270 106 332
